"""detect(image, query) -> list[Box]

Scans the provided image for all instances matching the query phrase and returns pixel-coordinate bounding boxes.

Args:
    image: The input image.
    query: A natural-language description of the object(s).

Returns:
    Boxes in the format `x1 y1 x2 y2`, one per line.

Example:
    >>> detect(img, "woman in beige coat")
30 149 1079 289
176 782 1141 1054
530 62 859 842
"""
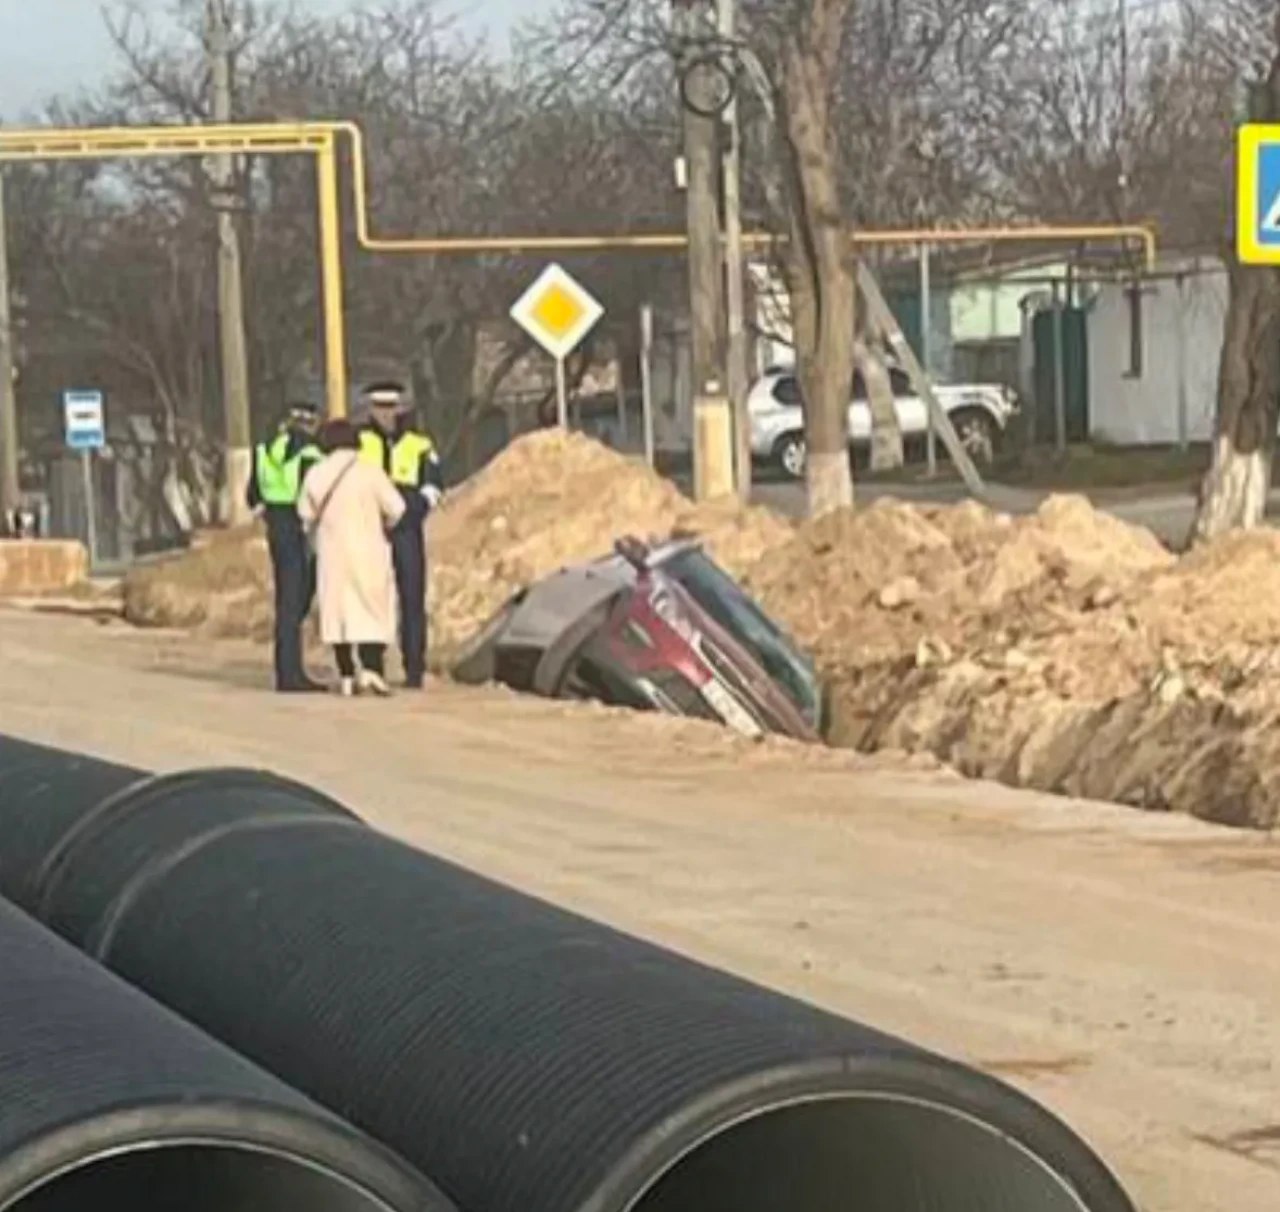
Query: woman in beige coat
298 419 405 696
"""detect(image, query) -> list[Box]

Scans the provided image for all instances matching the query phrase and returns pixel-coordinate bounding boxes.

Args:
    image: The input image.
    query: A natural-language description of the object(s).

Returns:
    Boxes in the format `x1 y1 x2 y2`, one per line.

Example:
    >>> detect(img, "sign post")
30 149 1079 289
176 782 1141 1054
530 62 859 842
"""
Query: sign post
640 304 655 468
510 264 604 429
63 388 105 567
1237 124 1280 265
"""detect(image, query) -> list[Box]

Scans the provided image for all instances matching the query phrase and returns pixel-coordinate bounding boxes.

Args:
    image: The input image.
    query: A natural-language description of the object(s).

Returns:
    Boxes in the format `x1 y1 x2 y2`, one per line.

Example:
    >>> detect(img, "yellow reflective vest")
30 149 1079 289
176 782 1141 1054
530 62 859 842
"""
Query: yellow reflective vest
358 427 436 488
255 432 320 505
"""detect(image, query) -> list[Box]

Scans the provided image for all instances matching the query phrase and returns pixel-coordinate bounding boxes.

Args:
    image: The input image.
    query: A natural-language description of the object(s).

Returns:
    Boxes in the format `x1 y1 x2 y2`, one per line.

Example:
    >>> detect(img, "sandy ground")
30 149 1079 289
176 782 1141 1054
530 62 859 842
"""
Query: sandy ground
2 608 1279 1212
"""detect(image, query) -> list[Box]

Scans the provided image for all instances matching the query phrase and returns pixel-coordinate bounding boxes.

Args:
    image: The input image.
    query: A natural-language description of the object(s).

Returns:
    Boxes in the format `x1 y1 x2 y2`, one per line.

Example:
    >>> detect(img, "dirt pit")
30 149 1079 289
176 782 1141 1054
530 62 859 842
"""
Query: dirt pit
751 498 1280 829
118 432 1280 829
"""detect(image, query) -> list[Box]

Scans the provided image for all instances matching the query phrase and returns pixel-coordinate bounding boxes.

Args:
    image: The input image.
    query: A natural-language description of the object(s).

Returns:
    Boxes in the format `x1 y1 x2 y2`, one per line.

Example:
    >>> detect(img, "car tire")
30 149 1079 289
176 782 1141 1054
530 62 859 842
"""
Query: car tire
773 432 807 480
949 408 999 466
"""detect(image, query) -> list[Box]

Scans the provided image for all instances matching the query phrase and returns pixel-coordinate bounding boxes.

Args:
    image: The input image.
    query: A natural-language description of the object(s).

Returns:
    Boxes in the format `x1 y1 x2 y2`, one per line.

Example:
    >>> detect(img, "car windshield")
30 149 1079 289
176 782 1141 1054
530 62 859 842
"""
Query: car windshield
659 547 823 729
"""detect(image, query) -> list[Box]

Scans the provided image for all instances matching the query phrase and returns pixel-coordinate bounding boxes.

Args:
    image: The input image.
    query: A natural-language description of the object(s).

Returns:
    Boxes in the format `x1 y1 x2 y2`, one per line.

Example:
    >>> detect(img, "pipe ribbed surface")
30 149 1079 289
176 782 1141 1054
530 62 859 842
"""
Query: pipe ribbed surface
0 735 356 928
0 736 141 910
33 769 358 945
0 896 448 1212
0 736 1137 1212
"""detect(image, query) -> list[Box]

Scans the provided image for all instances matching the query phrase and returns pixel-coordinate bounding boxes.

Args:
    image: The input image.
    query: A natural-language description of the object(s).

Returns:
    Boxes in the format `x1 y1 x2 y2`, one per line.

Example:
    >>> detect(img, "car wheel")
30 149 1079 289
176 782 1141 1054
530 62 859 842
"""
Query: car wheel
950 408 998 466
774 432 807 480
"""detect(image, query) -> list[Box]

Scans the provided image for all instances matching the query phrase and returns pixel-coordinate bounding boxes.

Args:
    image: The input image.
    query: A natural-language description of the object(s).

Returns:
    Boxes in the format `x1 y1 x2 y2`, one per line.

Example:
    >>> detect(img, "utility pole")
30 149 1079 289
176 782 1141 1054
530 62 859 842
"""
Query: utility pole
674 0 733 501
208 0 253 526
717 0 750 500
0 171 18 531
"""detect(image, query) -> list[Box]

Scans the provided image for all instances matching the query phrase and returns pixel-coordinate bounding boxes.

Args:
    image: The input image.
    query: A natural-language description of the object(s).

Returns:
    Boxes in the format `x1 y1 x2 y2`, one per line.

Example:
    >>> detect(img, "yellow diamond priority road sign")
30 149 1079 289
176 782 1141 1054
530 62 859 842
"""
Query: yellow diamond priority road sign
510 264 604 361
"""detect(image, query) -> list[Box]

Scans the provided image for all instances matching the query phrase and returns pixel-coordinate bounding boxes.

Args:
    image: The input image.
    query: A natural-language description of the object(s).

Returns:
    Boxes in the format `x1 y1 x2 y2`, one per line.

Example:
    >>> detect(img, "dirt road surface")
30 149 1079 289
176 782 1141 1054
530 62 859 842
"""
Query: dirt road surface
3 608 1278 1212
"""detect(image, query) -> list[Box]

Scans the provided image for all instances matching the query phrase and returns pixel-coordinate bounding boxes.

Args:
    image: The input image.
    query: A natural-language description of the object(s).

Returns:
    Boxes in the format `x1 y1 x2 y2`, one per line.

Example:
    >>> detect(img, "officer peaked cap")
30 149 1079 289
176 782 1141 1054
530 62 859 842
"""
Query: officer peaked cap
364 380 409 404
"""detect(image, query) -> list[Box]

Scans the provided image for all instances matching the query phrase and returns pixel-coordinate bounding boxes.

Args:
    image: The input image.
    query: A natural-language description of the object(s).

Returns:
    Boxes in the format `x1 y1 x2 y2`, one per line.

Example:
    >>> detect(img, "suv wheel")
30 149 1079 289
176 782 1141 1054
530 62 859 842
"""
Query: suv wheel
950 408 998 466
774 432 807 480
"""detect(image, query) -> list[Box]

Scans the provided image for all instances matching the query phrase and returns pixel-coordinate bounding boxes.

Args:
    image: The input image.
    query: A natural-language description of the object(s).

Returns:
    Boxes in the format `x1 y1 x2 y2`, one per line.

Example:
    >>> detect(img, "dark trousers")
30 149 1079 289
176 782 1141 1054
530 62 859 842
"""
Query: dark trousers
391 520 427 686
334 644 385 678
265 510 315 690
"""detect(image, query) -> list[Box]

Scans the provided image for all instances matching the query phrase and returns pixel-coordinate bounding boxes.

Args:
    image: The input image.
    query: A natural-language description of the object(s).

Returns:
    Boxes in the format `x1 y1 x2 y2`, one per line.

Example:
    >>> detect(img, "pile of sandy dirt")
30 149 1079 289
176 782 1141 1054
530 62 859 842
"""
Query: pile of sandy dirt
122 528 275 640
744 493 1174 675
775 501 1280 828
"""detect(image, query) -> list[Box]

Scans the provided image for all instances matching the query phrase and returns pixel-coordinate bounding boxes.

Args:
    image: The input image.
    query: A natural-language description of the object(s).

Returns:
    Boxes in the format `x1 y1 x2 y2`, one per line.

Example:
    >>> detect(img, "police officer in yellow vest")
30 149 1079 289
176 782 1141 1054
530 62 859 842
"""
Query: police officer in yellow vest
357 381 444 689
247 400 324 693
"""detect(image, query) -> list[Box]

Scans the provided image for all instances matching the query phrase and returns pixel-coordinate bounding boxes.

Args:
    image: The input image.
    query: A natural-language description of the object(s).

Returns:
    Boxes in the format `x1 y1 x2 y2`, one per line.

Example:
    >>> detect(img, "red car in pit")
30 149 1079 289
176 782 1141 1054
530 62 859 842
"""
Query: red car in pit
450 536 823 744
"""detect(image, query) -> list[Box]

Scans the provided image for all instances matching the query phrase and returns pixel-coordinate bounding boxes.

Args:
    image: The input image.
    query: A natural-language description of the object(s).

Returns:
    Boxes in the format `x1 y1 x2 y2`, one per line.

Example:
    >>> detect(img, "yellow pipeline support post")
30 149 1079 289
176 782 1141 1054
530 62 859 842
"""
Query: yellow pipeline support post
315 135 348 420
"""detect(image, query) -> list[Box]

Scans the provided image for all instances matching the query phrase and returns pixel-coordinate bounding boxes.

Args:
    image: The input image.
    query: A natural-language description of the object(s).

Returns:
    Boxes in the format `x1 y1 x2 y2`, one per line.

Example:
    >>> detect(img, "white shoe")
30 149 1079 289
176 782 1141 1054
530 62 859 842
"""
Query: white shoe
338 677 356 698
357 669 391 697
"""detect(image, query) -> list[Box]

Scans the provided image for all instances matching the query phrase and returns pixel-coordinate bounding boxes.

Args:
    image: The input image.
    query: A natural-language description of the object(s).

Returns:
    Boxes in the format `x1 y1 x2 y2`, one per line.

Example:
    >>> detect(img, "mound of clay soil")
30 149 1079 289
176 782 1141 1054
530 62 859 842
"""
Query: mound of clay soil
810 511 1280 829
745 493 1174 675
122 528 275 640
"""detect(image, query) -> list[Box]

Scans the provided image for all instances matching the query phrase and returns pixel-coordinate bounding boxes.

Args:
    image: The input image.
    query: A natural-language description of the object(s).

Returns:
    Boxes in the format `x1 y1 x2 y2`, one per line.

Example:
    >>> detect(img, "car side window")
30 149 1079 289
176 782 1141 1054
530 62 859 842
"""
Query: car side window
773 376 802 406
889 368 912 396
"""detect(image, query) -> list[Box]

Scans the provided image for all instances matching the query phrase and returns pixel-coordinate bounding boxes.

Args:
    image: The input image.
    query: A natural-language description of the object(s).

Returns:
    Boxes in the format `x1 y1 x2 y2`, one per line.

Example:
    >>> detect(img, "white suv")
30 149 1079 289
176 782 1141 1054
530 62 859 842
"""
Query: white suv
747 366 1019 479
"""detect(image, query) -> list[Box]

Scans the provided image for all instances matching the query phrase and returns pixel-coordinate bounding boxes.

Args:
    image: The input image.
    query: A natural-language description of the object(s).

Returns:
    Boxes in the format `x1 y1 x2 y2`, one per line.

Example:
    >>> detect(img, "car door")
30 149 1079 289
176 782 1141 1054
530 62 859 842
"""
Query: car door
849 368 930 441
889 368 929 436
846 372 872 441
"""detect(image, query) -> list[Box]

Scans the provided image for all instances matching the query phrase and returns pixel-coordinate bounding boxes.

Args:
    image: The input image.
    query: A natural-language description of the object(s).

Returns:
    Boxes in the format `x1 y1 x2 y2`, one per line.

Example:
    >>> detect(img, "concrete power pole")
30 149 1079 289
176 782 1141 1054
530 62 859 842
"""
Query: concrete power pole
674 0 733 501
716 0 751 501
0 172 18 531
208 0 253 526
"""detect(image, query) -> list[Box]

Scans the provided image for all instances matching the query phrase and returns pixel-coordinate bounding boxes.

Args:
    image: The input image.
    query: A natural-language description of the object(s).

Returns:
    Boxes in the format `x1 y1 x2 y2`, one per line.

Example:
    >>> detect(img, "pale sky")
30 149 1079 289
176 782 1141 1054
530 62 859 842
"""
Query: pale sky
0 0 557 117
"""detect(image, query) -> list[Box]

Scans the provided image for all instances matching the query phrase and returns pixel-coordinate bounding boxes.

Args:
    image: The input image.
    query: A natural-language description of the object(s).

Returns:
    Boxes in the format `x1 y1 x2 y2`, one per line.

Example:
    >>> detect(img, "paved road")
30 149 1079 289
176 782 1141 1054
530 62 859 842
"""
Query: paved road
3 610 1279 1212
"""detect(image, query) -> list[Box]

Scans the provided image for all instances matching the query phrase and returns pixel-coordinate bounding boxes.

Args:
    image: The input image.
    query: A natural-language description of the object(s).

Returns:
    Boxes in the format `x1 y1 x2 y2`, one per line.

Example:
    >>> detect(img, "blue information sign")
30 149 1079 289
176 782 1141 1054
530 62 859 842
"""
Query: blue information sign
63 389 105 451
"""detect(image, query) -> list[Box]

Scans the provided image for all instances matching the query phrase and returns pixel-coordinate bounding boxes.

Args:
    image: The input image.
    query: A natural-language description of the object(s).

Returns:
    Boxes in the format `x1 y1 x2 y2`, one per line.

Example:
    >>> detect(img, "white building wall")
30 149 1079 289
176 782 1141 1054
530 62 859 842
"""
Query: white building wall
1087 261 1227 446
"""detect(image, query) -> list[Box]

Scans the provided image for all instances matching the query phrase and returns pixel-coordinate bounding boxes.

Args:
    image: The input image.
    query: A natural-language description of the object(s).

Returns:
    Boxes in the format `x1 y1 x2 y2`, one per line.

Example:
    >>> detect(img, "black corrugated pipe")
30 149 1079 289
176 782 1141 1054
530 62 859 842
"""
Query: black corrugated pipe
0 735 1138 1212
0 736 142 908
0 896 449 1212
0 735 357 922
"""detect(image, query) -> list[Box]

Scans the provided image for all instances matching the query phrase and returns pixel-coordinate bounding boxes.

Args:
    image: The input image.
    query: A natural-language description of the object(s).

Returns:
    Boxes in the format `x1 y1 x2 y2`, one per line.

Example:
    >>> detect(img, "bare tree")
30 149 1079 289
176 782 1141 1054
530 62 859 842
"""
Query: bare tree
831 0 1026 226
1187 1 1280 539
741 0 858 513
